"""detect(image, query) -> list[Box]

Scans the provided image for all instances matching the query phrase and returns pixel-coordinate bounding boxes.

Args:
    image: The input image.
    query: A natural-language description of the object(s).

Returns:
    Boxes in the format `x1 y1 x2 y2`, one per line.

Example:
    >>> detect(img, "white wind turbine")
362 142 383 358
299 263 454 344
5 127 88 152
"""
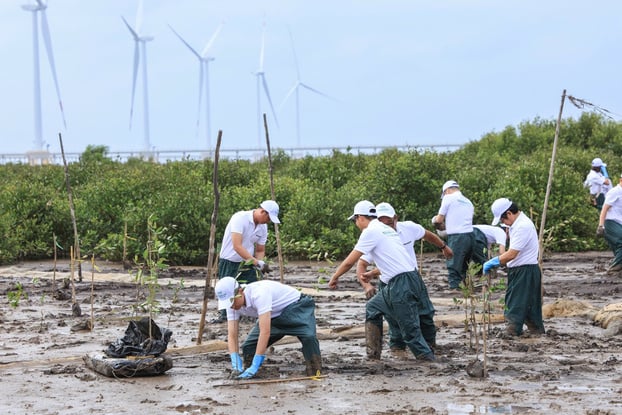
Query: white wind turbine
122 0 154 154
169 22 224 152
280 27 337 148
254 22 279 149
21 0 67 151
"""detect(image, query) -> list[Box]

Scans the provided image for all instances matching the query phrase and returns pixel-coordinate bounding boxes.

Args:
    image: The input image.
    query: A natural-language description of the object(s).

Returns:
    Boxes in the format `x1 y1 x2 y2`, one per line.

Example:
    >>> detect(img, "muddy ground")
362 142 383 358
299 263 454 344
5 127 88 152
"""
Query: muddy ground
0 251 620 415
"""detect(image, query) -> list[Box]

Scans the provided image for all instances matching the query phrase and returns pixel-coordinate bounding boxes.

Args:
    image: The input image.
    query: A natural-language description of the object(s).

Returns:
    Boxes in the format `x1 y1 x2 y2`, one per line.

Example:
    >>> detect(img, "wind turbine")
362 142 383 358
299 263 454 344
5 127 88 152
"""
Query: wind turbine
254 22 279 149
280 27 336 148
21 0 67 151
169 22 223 152
122 0 154 154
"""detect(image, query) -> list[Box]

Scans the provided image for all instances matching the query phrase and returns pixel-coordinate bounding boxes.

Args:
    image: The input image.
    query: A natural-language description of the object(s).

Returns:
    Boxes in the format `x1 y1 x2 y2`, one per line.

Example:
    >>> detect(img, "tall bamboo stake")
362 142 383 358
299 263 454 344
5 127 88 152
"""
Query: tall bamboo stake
538 89 567 297
197 131 222 344
263 113 285 283
90 254 95 331
59 133 82 281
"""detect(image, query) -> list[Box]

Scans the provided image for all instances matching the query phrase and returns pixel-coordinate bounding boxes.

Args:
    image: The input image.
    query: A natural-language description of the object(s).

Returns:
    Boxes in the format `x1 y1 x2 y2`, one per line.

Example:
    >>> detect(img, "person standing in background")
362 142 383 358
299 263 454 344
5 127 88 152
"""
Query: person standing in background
584 157 611 211
597 174 622 274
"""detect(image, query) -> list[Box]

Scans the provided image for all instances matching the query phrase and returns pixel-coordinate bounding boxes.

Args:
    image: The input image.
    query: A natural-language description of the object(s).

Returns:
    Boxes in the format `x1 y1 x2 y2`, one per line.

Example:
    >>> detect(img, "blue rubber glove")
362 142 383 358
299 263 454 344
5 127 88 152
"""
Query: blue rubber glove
483 256 501 274
230 352 243 372
238 354 265 379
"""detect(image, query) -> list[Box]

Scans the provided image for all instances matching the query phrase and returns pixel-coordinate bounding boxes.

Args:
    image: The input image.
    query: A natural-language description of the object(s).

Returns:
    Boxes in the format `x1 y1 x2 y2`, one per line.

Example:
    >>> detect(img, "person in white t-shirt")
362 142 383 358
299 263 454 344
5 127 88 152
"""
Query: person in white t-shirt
328 200 436 361
483 198 545 337
584 157 611 211
473 224 507 258
432 180 481 290
212 200 280 323
597 174 622 274
356 202 452 351
215 277 322 378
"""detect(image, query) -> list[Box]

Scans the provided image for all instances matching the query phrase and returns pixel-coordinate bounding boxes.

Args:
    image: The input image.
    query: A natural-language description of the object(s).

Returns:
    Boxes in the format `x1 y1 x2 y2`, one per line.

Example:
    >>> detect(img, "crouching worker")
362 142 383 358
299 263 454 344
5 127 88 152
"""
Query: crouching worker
215 276 322 379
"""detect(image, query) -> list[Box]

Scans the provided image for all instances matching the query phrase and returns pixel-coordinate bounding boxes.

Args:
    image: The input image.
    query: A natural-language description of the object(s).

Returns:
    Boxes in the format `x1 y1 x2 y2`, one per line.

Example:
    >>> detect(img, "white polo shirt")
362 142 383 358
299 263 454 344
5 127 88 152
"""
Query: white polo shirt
438 191 474 234
474 224 507 248
226 280 301 320
361 220 425 270
507 212 539 267
219 210 268 262
355 219 414 283
603 185 622 225
584 170 611 196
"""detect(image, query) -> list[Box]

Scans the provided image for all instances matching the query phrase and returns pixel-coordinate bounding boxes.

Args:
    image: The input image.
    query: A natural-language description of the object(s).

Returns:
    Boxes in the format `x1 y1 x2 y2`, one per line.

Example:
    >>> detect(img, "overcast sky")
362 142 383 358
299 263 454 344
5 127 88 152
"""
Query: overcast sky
1 0 621 156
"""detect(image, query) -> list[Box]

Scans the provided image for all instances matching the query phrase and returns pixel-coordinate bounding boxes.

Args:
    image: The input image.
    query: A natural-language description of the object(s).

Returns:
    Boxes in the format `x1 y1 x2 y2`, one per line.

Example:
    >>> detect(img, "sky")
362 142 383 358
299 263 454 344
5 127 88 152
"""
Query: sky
1 0 621 157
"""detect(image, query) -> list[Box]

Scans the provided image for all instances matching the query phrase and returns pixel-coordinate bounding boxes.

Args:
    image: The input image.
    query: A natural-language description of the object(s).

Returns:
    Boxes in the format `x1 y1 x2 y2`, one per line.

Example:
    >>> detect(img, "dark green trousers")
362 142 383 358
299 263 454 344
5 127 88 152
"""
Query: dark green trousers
604 219 622 267
505 264 544 335
366 271 434 357
242 295 321 362
472 227 489 263
446 232 476 289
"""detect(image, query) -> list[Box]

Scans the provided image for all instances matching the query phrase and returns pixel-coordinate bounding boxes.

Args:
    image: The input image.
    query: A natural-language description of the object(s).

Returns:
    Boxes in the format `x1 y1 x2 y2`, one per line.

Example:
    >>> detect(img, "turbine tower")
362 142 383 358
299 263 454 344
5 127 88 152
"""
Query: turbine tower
254 22 278 149
169 22 223 152
21 0 67 151
122 0 154 154
280 27 336 148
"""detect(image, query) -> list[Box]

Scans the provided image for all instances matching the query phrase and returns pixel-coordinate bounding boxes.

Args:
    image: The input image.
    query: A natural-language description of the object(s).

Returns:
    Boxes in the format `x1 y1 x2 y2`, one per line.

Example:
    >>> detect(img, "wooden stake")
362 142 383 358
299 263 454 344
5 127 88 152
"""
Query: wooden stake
59 133 82 281
213 374 327 387
197 131 222 344
263 113 285 283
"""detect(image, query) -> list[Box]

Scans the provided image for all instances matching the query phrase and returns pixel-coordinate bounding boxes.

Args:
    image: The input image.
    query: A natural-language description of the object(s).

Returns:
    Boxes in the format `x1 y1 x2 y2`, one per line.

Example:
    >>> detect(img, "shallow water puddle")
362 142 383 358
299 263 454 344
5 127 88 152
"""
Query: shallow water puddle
447 403 539 414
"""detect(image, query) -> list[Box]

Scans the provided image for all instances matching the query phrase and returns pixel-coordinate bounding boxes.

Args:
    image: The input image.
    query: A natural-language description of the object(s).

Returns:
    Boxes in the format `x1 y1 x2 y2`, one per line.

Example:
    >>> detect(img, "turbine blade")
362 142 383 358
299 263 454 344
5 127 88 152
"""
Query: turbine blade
129 41 140 129
261 75 279 127
201 21 224 57
169 25 201 59
286 26 301 79
300 83 339 102
279 83 299 111
258 22 266 71
135 0 144 33
122 16 139 40
40 8 67 129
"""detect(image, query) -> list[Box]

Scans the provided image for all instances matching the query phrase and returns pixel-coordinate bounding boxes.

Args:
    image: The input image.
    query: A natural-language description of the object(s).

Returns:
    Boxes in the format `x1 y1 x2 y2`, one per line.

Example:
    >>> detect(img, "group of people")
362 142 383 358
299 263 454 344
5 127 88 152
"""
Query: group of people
210 182 550 379
585 157 622 274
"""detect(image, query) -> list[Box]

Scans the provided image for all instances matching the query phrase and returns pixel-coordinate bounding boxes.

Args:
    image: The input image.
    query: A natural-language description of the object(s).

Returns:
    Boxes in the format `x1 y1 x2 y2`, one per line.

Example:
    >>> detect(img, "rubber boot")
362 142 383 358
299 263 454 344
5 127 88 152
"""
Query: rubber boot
525 321 545 335
365 322 383 360
304 354 323 376
505 323 519 337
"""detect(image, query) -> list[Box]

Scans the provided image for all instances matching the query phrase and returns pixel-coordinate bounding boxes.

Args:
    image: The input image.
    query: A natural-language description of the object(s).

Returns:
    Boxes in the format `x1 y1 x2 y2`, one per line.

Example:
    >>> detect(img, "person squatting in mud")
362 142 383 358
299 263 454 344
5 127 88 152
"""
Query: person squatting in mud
356 202 452 352
328 200 436 361
215 276 322 378
483 198 545 336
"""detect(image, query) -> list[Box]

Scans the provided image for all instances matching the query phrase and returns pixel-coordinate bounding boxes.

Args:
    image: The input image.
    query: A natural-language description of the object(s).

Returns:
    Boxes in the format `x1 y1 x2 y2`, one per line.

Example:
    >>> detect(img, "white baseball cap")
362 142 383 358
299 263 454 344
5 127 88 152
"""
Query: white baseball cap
441 180 459 198
348 200 377 221
215 277 240 310
592 158 603 167
375 202 396 218
491 198 513 226
260 200 280 224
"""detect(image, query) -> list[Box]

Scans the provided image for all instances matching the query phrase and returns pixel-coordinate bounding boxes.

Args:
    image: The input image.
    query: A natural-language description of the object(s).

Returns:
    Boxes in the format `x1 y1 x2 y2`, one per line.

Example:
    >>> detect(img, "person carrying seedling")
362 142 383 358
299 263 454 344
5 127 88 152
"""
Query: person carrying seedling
211 200 280 324
584 157 611 211
215 276 322 379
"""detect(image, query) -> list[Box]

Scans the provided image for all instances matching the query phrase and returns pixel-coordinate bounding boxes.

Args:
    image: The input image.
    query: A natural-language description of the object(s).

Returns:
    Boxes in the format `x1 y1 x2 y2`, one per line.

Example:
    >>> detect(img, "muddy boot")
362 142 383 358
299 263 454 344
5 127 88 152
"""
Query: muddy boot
365 322 383 360
304 354 323 376
525 321 545 336
505 323 519 337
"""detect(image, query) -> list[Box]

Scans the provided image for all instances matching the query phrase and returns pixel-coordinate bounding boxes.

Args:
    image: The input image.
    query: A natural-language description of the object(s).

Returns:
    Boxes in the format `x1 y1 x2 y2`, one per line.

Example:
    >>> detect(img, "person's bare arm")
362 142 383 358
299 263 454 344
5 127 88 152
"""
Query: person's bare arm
231 232 262 265
356 259 378 299
422 230 453 259
226 319 240 353
499 248 519 265
253 312 272 355
328 250 363 289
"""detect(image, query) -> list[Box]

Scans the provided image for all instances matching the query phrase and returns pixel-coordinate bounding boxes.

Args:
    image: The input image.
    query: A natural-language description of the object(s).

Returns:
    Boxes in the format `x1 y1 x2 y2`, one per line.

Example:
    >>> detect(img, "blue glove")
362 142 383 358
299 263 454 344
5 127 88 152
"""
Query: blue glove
230 352 243 372
238 354 265 379
483 256 501 274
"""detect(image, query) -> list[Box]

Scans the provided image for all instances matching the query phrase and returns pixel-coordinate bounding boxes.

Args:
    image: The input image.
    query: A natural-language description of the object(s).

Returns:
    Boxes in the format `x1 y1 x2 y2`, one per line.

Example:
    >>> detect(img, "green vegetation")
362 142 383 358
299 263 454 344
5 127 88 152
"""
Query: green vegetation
0 114 617 265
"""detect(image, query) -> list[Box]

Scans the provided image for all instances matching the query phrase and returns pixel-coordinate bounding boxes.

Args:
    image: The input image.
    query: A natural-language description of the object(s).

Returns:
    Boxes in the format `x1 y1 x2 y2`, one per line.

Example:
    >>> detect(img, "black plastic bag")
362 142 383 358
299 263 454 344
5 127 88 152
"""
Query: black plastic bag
105 317 172 358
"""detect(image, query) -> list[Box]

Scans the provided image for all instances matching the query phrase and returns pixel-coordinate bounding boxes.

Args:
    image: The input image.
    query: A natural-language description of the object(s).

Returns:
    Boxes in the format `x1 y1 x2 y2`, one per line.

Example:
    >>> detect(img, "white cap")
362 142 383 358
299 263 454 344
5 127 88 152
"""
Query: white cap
491 198 513 226
215 277 240 310
348 200 377 221
442 180 459 194
260 200 280 224
375 202 395 218
592 158 603 167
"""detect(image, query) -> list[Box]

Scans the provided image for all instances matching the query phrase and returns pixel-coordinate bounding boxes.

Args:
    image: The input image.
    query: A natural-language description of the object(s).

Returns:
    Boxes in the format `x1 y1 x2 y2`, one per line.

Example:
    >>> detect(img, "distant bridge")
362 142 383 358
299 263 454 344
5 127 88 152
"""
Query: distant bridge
0 144 463 165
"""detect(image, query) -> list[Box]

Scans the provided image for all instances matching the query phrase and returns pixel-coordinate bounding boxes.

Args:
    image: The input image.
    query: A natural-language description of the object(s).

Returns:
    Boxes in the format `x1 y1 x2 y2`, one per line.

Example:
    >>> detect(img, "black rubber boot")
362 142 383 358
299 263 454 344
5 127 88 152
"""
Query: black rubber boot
365 322 383 360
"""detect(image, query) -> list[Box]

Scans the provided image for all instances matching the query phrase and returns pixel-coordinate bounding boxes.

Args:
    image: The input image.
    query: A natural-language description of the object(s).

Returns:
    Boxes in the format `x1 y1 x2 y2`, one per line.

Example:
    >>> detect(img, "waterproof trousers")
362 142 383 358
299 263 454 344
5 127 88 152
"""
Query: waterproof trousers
505 264 545 335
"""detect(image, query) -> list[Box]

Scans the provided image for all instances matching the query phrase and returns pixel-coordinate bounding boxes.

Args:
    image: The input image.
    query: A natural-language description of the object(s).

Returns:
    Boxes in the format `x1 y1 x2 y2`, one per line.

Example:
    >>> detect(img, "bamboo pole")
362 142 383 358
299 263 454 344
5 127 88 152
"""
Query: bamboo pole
538 89 567 297
263 113 285 283
197 131 223 345
214 374 327 387
59 133 82 282
90 254 95 331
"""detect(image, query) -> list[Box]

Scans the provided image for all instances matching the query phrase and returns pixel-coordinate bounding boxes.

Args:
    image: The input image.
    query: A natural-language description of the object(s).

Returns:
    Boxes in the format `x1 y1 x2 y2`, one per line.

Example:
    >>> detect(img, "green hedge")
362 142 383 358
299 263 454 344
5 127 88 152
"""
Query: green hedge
0 114 617 265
